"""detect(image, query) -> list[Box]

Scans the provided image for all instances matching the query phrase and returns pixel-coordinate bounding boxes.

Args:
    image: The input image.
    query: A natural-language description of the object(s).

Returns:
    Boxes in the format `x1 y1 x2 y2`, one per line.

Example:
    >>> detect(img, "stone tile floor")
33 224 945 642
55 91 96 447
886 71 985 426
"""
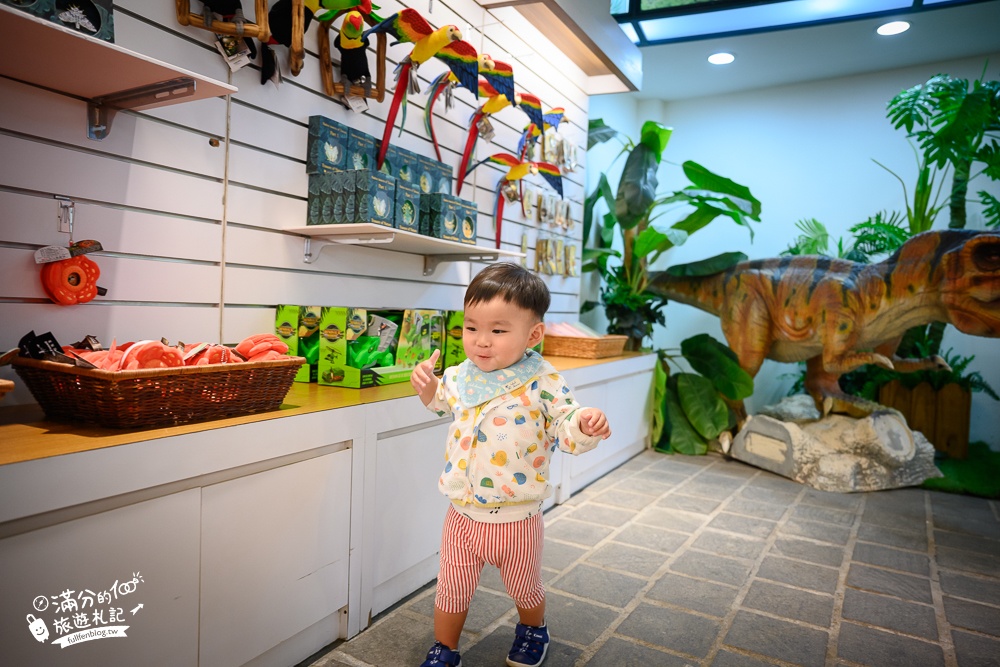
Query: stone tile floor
305 451 1000 667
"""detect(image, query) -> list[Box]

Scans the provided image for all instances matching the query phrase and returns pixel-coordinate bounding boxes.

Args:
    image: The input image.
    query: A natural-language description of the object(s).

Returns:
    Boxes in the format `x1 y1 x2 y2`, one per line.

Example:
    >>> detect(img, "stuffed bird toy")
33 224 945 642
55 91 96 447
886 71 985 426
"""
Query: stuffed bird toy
455 81 544 195
200 0 257 58
363 8 479 170
261 0 318 84
423 54 514 161
464 152 562 249
334 11 371 95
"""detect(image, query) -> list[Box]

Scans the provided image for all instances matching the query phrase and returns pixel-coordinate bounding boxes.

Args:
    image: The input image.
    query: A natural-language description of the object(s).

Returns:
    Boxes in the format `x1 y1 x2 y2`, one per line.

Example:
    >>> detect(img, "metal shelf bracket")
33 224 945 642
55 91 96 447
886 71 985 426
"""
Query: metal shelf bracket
423 252 500 276
88 77 197 140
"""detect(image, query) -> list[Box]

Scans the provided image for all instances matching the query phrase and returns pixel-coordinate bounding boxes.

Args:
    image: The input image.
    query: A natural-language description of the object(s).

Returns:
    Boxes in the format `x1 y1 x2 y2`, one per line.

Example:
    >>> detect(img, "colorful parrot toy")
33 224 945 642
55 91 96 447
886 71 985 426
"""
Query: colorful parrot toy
464 153 562 249
423 54 514 161
455 81 543 195
334 11 371 96
363 8 479 170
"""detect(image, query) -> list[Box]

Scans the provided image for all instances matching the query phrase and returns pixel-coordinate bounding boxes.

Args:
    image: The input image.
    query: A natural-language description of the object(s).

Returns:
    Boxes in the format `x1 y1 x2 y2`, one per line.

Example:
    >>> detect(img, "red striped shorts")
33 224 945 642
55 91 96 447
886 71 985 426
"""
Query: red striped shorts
435 505 545 613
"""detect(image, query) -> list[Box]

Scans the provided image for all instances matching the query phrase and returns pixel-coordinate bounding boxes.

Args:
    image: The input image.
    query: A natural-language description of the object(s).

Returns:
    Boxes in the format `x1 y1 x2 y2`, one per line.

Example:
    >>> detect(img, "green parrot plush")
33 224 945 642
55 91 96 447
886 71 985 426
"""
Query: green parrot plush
334 11 371 97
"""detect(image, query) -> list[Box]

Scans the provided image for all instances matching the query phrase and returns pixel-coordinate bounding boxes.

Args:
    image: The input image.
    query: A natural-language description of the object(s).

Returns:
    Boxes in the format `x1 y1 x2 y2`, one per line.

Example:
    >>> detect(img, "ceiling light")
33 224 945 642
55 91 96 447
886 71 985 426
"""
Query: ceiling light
876 20 910 35
708 52 735 65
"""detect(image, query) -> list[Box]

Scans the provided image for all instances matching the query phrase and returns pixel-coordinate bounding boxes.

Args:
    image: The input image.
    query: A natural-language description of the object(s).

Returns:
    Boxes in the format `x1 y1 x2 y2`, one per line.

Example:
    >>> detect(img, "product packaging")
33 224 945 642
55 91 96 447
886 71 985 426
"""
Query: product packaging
347 129 377 170
3 0 116 42
444 311 467 367
421 193 477 244
394 179 421 233
354 169 395 227
306 115 350 174
394 309 445 373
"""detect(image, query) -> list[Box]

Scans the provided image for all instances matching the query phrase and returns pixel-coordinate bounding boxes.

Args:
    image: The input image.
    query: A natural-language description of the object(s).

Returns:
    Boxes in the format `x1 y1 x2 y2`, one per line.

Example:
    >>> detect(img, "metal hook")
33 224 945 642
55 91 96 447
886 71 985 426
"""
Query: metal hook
55 196 75 244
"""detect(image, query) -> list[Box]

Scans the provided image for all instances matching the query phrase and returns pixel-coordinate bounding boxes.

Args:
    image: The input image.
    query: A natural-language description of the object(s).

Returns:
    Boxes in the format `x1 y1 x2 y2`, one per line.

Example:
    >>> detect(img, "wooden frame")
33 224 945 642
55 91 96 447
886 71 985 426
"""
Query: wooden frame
317 11 387 102
176 0 271 44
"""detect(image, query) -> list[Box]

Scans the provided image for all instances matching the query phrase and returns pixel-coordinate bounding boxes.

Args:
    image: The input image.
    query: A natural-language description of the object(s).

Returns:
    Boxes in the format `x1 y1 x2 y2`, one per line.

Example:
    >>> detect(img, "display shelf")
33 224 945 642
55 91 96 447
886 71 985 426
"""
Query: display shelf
0 4 237 139
286 223 526 275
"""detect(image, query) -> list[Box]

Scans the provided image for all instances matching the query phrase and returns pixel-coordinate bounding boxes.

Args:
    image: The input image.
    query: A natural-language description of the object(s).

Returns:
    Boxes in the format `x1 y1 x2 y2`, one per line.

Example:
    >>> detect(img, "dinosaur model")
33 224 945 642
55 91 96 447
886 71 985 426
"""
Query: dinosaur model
647 230 1000 418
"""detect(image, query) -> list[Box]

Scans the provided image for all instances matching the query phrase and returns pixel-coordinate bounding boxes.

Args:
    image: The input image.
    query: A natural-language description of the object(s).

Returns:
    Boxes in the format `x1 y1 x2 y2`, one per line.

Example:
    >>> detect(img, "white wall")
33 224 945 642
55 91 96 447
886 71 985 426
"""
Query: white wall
588 53 1000 447
0 0 592 407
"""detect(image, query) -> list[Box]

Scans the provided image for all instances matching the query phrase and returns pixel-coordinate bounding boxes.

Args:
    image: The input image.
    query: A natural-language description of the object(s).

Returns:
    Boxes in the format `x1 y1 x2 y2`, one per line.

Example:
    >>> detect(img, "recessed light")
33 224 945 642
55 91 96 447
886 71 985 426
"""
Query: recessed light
708 52 735 65
877 20 910 36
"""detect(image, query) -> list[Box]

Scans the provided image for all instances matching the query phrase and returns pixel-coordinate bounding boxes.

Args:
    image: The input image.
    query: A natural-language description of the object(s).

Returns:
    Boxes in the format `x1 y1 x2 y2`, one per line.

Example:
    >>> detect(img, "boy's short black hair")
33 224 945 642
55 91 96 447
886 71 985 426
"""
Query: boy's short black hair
465 263 550 321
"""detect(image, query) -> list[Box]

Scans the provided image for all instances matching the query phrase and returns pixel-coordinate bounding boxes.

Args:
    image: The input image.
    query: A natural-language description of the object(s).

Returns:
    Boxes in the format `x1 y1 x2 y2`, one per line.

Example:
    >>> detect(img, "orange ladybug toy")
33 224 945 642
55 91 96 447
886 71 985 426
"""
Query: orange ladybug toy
40 256 100 306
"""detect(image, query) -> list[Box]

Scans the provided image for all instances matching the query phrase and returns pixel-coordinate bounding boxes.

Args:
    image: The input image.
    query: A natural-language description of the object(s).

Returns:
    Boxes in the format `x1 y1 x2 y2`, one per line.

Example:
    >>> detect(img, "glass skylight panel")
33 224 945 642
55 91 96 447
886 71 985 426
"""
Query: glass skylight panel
619 21 641 42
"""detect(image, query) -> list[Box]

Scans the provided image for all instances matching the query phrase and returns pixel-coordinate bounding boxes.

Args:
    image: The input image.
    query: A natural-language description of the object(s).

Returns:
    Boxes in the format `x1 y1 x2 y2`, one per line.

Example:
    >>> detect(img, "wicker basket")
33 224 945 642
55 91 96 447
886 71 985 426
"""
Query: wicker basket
542 335 628 359
12 356 305 429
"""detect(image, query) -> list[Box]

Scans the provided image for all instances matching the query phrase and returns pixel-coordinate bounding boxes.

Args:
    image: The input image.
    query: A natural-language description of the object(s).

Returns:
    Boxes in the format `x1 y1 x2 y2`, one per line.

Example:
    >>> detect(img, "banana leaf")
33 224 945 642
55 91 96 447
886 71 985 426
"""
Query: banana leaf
683 161 762 219
677 372 729 440
659 376 707 455
633 226 688 261
681 333 754 401
640 121 672 162
583 172 615 245
666 252 747 277
588 118 619 150
615 143 658 229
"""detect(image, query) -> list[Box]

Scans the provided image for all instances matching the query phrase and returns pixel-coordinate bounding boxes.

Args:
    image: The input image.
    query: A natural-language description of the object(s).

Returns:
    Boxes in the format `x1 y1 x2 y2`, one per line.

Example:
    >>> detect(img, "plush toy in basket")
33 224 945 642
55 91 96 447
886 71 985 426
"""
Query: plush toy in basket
543 322 628 359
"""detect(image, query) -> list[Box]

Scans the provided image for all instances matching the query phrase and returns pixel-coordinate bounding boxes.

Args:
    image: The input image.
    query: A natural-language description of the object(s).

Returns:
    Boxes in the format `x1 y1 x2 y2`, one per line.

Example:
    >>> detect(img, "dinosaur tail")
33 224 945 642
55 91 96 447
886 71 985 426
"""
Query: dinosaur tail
456 112 483 195
646 271 727 317
378 62 410 170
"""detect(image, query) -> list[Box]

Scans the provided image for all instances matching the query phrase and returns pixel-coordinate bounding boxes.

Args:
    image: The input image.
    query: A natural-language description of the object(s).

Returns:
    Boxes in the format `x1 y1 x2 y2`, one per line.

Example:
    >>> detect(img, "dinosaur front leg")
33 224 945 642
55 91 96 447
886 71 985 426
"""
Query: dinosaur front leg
804 357 882 418
720 309 771 429
874 338 952 373
821 317 895 375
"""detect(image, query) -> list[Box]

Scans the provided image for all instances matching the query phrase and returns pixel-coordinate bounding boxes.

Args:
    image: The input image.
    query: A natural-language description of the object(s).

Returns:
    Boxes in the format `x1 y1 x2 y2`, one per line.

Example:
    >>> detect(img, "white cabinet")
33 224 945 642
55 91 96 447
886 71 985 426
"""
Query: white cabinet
0 490 201 666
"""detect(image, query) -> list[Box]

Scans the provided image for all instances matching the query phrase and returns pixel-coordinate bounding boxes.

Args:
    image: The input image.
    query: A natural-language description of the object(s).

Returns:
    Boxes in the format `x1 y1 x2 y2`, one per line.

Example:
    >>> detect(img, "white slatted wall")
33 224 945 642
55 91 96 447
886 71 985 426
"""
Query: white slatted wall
0 0 591 407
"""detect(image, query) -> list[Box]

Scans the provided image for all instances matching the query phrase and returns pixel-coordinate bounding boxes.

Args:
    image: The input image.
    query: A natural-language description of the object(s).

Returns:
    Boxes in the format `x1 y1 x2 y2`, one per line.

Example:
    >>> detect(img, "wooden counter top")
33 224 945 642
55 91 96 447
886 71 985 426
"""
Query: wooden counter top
0 353 651 467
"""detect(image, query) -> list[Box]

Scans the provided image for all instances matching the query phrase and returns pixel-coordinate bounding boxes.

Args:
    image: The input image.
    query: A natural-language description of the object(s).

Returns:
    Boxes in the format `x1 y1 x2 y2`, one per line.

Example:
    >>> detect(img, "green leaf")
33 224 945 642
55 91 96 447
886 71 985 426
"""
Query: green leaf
587 118 619 150
666 251 747 277
681 333 754 400
663 379 707 455
651 355 668 446
632 226 687 260
671 207 722 235
583 172 615 245
615 143 659 229
682 161 762 219
677 373 729 440
639 121 672 162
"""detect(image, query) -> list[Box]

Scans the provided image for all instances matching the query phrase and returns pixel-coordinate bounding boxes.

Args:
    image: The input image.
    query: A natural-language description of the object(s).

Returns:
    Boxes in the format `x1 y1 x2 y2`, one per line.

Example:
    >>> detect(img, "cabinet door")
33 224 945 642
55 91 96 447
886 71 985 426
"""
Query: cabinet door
199 449 352 667
0 490 201 667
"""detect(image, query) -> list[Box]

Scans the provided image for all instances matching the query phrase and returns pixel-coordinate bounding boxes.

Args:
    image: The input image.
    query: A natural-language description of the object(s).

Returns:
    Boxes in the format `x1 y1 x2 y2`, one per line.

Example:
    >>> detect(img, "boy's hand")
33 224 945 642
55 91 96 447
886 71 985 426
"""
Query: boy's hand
580 408 611 439
410 348 441 406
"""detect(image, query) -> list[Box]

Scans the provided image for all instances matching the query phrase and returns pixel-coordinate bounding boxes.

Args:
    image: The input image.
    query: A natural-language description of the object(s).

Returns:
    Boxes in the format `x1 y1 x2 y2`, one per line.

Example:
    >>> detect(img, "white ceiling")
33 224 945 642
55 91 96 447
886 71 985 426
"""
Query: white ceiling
628 0 1000 101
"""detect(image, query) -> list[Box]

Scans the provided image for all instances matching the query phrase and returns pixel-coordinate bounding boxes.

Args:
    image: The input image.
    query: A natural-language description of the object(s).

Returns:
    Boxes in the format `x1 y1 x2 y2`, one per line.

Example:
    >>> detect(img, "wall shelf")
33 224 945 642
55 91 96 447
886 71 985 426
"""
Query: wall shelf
286 223 526 275
0 4 237 139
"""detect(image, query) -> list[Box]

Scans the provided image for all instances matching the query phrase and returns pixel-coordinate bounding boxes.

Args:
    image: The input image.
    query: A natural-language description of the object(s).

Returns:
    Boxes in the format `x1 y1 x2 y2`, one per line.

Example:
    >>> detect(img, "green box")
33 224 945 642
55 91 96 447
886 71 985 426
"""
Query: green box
378 142 399 178
394 146 419 188
307 173 337 225
422 193 475 243
444 310 467 368
413 154 437 195
354 170 395 227
455 198 478 245
394 180 421 233
394 309 445 372
307 115 350 174
2 0 116 42
275 305 322 382
433 160 453 195
318 307 418 388
347 129 377 171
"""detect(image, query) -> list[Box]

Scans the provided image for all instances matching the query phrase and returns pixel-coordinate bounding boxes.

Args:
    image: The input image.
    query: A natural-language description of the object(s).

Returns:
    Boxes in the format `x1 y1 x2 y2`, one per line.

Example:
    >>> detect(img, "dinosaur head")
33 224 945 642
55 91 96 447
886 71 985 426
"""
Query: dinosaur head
941 231 1000 337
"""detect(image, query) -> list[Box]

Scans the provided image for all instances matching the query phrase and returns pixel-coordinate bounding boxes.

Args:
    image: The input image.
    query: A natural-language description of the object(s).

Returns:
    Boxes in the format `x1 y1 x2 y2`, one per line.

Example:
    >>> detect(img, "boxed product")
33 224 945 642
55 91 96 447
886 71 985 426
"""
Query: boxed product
3 0 116 42
275 305 321 382
394 179 421 233
415 154 438 195
378 142 399 178
318 307 414 388
347 129 377 170
432 160 453 194
393 146 419 188
444 311 467 367
306 171 355 225
455 198 478 245
354 169 395 227
306 115 350 174
421 193 477 244
394 309 445 373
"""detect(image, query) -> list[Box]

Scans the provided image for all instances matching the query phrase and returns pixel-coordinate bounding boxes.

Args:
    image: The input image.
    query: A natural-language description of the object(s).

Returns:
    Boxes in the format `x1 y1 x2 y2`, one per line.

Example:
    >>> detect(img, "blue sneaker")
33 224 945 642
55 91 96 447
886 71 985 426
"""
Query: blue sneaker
506 623 549 667
421 640 462 667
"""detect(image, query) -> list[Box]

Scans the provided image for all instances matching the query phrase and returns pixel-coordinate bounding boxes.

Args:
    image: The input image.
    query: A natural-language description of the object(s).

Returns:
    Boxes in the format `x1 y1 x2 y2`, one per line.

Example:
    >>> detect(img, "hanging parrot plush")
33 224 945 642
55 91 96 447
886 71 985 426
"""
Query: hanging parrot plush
334 11 371 96
363 8 479 170
424 54 514 161
464 153 562 249
455 81 544 195
261 0 319 85
200 0 257 58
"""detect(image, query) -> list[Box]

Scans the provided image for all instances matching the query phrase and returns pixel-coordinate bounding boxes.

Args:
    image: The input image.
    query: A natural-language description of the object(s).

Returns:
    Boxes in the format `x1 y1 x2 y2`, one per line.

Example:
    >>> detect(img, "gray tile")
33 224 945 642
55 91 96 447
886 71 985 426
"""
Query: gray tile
651 456 713 475
742 580 834 626
657 492 722 515
944 596 1000 637
952 629 1000 667
646 572 740 617
679 478 741 501
723 610 828 667
856 522 928 551
706 459 758 478
770 537 844 567
739 485 799 505
544 592 621 645
935 528 1000 556
614 524 689 554
636 507 708 533
842 588 938 639
590 637 695 666
410 587 513 634
625 472 687 496
545 518 614 547
570 502 639 527
337 613 436 666
837 621 944 667
861 506 928 531
744 473 803 495
592 488 657 511
781 517 851 545
707 512 778 538
724 497 788 521
865 487 926 516
712 649 783 666
617 603 721 658
543 539 589 571
586 541 668 577
932 509 1000 539
757 555 840 594
852 542 930 576
792 504 856 526
672 551 753 587
552 563 646 608
939 570 1000 606
461 624 581 667
846 563 933 603
936 545 1000 578
692 530 767 560
800 488 863 511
